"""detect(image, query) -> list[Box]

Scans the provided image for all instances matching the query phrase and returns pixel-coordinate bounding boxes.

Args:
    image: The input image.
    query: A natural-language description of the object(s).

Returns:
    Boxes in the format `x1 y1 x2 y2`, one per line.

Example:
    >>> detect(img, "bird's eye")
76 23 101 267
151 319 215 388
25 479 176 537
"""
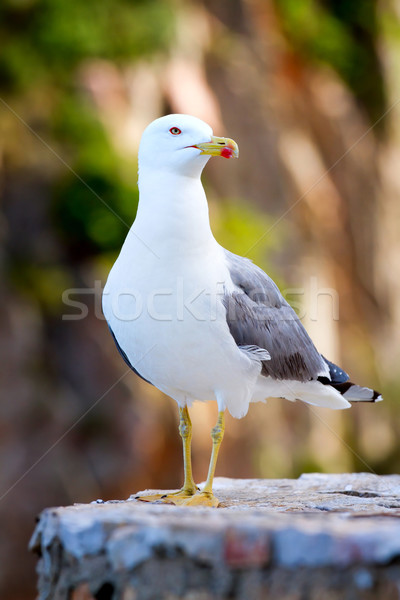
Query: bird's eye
169 127 182 135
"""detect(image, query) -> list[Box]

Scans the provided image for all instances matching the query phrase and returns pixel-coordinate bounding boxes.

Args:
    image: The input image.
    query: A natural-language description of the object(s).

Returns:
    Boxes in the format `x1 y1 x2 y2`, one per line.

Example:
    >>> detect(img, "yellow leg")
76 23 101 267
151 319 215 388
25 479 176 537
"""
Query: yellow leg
178 405 197 495
136 405 197 504
182 410 225 507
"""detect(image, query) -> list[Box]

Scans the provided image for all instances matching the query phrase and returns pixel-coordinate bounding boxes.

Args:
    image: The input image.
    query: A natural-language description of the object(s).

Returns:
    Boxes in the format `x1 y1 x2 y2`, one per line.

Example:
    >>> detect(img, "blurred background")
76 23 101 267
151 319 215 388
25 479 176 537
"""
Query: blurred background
1 0 400 597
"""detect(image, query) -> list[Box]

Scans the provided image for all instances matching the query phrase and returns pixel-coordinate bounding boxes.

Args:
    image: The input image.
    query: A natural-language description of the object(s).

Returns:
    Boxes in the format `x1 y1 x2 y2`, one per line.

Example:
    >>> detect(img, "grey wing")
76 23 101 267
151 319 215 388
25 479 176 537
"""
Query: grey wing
223 250 328 381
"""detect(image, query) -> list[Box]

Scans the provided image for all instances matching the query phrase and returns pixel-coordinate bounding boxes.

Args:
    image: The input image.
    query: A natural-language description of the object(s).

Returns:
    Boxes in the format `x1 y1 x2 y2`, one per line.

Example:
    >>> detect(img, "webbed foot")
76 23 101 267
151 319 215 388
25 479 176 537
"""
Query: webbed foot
181 491 219 507
135 486 197 505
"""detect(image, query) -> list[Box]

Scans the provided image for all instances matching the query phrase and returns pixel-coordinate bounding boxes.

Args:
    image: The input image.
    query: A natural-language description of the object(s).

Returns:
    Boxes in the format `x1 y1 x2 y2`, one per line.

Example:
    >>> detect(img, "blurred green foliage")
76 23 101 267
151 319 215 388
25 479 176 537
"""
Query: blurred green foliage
274 0 386 128
0 0 175 90
0 0 176 270
0 0 178 317
213 200 285 288
0 0 279 296
51 97 138 258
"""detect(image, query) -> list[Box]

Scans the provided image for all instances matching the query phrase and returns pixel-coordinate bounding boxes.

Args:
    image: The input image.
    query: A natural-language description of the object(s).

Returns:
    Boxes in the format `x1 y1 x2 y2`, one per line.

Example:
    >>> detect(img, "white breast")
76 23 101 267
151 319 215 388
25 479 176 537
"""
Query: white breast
103 232 260 417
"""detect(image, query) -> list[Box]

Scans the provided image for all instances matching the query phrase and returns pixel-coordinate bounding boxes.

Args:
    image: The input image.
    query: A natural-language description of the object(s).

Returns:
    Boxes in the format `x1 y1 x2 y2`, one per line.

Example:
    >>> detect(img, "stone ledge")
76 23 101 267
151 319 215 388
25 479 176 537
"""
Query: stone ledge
30 474 400 600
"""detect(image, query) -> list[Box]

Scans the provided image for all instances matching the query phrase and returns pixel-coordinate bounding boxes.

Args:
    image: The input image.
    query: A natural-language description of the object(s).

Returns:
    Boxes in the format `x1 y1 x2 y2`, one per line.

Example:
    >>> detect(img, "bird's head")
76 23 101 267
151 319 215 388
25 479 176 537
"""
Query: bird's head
138 114 239 178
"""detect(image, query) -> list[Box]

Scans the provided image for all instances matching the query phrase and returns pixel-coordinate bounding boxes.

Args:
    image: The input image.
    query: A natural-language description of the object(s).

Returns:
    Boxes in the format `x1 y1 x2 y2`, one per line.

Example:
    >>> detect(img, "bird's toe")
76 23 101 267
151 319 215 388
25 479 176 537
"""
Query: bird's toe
135 487 197 504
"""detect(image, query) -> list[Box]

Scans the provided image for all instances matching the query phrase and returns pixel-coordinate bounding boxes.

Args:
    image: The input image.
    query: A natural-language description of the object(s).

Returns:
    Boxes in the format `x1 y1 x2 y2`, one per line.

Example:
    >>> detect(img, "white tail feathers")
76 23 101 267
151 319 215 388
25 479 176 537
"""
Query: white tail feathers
342 384 383 403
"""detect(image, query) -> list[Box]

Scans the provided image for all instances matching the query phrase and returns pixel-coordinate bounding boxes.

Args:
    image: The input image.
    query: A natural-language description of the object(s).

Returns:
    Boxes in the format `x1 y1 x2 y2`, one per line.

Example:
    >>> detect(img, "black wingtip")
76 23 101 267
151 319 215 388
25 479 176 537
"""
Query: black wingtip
321 356 349 384
319 357 382 403
332 381 383 403
371 390 383 402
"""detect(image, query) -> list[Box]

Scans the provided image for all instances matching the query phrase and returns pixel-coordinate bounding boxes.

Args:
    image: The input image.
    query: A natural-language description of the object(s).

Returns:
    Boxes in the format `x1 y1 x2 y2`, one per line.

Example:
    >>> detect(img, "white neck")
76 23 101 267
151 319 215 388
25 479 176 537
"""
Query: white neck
132 168 216 257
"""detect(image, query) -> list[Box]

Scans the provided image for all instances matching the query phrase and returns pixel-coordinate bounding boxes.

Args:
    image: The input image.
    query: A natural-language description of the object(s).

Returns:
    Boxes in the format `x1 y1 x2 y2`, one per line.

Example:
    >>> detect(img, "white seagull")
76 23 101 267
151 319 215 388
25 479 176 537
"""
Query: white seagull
102 114 382 507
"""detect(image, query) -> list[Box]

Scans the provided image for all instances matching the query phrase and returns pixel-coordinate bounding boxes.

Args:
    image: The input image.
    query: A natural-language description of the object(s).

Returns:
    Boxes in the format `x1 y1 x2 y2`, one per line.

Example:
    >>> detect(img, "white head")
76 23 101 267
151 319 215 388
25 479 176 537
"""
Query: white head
138 114 238 179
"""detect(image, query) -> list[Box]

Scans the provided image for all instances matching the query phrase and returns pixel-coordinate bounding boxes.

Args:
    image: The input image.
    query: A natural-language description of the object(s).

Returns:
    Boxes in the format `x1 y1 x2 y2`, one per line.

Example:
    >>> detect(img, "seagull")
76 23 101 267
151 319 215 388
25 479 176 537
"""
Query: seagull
102 114 382 507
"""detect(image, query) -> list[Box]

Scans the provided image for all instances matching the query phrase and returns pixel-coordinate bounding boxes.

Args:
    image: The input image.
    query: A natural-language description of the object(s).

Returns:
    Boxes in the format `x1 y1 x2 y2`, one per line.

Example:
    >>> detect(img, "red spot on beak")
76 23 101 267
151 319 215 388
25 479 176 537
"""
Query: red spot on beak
221 147 234 159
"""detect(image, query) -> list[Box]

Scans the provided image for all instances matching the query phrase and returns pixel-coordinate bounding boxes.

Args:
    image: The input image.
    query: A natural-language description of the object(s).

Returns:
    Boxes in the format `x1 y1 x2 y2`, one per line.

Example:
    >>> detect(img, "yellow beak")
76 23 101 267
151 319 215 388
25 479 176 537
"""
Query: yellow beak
193 136 239 159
